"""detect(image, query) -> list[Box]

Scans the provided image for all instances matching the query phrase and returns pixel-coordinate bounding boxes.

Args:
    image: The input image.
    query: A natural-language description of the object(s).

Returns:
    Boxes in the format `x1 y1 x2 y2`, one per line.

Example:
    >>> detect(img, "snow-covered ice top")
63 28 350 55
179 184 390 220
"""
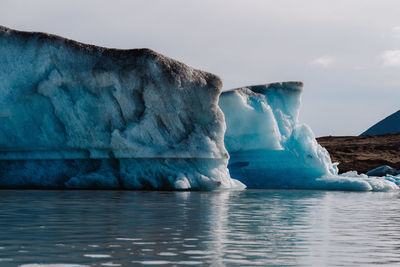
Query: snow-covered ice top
0 26 227 160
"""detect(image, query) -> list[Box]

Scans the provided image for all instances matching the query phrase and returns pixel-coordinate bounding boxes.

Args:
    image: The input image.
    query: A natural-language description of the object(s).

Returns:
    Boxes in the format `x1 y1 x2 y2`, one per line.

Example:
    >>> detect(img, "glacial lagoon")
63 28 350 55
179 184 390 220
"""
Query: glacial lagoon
1 189 400 266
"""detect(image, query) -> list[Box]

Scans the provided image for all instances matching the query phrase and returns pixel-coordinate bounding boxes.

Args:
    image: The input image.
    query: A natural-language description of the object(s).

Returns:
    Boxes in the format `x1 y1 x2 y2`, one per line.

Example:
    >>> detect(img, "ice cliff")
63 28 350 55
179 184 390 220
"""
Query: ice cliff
220 83 399 191
0 26 244 190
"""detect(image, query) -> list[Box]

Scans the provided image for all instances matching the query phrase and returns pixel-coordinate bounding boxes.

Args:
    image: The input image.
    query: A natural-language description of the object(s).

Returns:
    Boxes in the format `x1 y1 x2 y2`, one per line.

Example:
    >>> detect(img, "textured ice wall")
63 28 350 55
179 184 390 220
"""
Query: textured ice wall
220 82 399 191
0 26 244 190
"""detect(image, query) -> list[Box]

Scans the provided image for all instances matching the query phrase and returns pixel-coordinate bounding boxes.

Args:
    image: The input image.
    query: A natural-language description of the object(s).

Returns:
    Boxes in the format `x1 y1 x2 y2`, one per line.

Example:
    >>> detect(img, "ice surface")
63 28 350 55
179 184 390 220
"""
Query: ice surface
0 26 244 190
220 82 399 191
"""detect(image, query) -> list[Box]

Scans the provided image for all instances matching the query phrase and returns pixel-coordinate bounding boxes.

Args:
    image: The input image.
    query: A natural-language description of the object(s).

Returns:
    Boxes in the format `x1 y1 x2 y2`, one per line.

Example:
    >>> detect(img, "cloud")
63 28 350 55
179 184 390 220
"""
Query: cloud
381 50 400 66
392 26 400 39
311 55 335 67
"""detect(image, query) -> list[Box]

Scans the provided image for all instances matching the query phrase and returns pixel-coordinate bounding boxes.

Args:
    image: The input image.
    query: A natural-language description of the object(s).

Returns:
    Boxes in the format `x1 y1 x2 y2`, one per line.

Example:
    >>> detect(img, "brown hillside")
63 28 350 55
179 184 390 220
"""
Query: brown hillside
317 133 400 174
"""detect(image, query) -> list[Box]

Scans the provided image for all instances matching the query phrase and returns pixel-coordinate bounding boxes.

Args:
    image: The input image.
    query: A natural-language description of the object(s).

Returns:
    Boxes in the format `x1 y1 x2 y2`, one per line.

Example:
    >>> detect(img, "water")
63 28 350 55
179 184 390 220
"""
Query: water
1 190 400 266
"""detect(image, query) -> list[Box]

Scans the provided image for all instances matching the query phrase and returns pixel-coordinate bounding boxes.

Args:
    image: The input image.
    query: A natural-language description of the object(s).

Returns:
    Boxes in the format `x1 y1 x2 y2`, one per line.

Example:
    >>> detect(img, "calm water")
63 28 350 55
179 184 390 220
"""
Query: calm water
1 190 400 266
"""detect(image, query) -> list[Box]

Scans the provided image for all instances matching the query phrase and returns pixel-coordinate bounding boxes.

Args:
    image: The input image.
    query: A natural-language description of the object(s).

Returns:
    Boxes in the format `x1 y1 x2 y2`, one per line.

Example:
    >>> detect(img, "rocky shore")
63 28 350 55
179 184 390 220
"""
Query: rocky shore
317 133 400 174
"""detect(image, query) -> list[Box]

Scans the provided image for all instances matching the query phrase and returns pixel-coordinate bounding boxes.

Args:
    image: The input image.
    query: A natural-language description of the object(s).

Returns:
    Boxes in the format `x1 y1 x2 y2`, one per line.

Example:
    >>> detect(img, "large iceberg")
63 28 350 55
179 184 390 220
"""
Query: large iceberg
0 26 244 190
220 82 399 191
0 25 398 192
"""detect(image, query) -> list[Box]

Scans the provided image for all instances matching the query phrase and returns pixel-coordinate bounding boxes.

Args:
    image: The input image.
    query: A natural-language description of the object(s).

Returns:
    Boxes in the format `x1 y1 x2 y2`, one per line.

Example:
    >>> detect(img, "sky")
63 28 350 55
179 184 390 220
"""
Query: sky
1 0 400 136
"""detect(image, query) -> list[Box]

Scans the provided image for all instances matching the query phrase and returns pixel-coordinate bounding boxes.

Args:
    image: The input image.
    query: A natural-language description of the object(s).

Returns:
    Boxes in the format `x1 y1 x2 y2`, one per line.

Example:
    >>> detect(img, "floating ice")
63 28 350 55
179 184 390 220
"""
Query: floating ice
366 165 400 177
0 26 244 190
220 82 399 191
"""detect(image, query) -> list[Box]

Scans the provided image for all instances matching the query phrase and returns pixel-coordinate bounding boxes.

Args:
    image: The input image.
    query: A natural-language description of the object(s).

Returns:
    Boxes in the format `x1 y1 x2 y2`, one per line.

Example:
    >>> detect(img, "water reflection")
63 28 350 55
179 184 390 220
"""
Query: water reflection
0 190 399 266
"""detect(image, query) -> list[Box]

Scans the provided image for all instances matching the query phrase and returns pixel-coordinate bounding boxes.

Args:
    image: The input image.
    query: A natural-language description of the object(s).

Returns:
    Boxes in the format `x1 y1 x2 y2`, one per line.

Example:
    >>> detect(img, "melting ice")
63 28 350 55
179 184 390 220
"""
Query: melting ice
220 82 399 191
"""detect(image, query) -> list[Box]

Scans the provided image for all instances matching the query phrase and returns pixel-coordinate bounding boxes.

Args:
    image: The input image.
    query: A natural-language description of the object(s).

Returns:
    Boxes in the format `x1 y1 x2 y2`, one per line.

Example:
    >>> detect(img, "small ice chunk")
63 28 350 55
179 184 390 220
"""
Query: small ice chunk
366 165 400 177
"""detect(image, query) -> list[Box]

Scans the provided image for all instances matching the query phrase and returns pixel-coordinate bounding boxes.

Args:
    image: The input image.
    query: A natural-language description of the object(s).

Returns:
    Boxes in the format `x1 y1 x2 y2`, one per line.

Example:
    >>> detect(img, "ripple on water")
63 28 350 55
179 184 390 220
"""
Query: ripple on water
115 238 142 241
2 190 400 266
132 260 170 265
157 252 177 256
20 265 89 267
132 242 156 245
100 262 121 267
182 244 196 248
83 254 111 258
182 250 208 255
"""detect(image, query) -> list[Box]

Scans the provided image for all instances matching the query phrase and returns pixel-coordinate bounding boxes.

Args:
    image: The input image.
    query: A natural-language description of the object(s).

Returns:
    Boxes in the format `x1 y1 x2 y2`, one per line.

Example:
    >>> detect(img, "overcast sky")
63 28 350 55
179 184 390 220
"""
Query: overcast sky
1 0 400 136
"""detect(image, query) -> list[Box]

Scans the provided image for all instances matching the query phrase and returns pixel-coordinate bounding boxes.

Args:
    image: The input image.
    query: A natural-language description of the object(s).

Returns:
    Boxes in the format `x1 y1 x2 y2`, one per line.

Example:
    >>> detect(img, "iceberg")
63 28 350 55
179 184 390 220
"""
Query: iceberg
220 82 399 191
0 25 397 192
366 165 400 177
0 26 244 190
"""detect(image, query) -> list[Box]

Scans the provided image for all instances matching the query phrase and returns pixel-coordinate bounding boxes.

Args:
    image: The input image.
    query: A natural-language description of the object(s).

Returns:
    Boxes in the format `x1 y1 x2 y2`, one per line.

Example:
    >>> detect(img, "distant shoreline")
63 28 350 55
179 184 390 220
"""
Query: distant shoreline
317 133 400 174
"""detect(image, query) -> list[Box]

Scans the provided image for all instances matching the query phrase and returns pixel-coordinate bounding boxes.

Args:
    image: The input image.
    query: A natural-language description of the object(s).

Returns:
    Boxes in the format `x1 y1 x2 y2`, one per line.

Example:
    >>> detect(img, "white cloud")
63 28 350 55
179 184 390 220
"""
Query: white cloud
381 50 400 66
392 26 400 39
311 55 335 67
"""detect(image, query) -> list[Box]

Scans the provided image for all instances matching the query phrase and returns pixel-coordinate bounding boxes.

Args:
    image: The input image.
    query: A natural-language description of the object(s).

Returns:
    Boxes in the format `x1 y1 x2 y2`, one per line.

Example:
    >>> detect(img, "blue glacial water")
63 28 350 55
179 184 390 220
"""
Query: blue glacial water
0 190 400 266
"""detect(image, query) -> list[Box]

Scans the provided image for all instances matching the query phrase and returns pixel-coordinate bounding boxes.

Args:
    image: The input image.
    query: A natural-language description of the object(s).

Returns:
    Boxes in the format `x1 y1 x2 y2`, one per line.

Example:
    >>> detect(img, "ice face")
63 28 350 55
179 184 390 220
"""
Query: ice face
0 26 244 190
220 82 399 191
0 158 244 190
